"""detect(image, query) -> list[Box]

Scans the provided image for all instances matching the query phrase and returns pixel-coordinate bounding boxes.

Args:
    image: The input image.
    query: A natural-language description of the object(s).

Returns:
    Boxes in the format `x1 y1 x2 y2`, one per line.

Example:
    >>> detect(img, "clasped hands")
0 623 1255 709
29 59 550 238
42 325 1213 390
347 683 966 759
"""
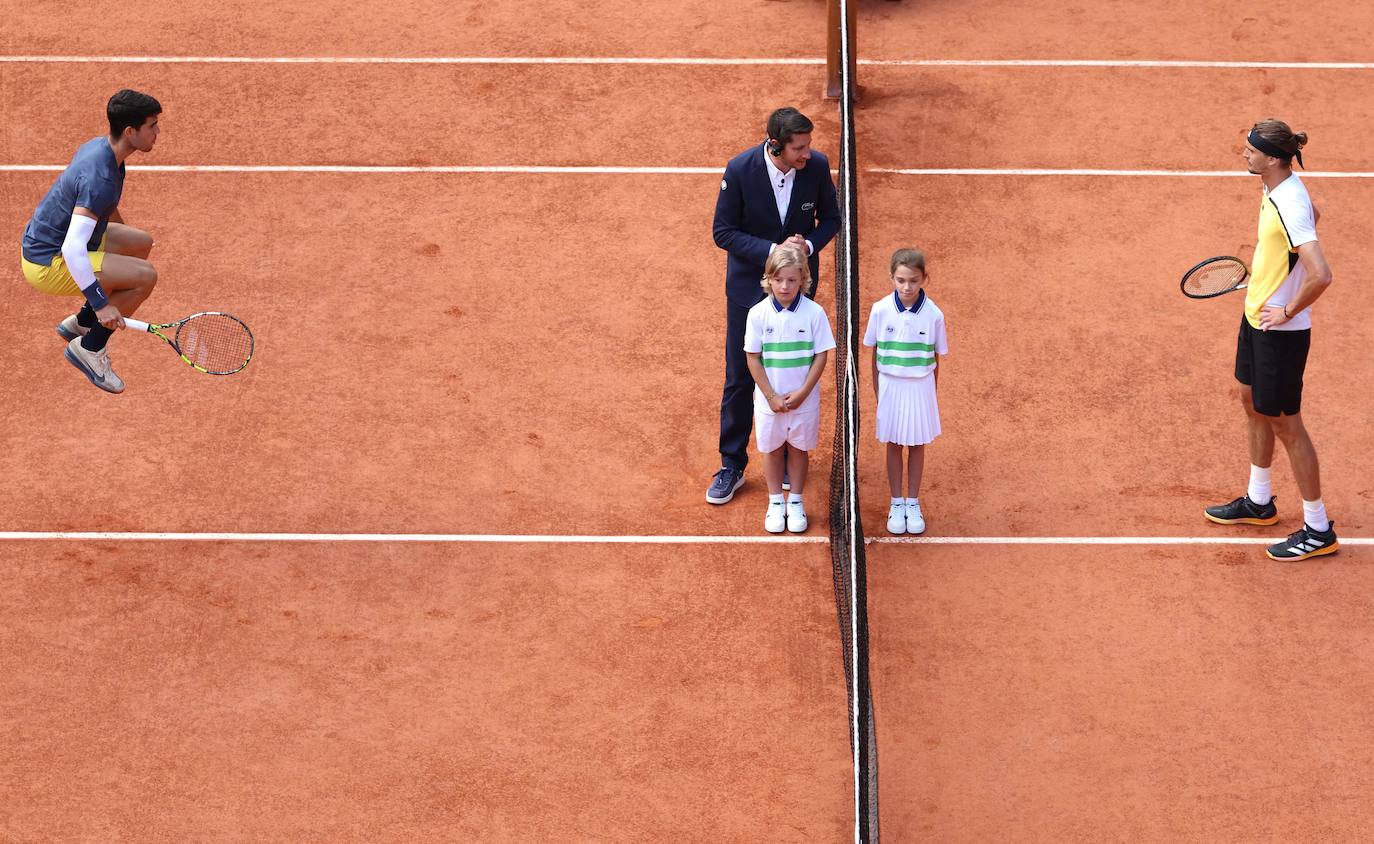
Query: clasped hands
768 390 808 413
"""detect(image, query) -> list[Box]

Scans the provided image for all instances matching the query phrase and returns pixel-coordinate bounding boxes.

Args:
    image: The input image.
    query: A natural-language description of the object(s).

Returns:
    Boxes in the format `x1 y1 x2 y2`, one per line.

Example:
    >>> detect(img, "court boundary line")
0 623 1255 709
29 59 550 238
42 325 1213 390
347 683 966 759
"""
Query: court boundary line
4 56 1374 69
875 169 1374 178
0 531 1368 545
0 56 824 66
4 165 1374 178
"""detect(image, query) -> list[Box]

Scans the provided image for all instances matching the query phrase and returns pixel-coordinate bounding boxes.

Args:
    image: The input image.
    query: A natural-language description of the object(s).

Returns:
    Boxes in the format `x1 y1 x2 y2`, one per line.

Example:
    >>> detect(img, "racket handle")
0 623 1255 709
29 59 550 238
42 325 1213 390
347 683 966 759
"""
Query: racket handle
123 318 150 332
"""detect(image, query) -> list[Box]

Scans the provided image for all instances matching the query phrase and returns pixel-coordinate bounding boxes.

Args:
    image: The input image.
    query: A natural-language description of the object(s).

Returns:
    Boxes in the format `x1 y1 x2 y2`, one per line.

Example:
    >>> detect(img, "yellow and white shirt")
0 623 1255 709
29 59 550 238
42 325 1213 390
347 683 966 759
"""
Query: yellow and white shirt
743 294 836 415
863 291 948 378
1246 174 1318 331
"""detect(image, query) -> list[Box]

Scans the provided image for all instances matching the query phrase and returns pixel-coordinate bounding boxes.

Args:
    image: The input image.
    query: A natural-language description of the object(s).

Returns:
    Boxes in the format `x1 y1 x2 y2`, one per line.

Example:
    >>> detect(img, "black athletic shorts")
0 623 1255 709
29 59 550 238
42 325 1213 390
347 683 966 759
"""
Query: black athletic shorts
1234 314 1311 417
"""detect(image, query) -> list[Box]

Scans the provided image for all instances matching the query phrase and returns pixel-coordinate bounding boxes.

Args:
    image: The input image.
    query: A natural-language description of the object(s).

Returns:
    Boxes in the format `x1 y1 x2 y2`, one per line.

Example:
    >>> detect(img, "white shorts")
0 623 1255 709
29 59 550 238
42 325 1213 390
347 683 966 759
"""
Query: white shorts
755 406 820 453
875 372 941 446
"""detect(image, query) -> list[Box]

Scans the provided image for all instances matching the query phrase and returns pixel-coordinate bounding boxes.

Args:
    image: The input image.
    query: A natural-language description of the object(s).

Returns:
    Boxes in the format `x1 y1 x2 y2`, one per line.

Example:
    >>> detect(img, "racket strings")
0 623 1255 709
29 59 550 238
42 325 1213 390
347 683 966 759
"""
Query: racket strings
175 314 254 374
1184 261 1247 296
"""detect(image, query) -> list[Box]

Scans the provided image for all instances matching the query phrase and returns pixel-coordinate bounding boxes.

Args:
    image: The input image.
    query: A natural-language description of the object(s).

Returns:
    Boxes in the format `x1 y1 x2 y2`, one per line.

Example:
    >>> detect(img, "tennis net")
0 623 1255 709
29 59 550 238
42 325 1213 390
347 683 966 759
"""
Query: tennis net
827 0 879 841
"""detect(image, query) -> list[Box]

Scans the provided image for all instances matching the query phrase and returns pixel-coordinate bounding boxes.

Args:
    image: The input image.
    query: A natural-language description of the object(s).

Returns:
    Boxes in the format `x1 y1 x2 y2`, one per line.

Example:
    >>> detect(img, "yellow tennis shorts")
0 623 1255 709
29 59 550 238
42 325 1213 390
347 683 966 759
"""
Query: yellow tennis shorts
21 239 107 297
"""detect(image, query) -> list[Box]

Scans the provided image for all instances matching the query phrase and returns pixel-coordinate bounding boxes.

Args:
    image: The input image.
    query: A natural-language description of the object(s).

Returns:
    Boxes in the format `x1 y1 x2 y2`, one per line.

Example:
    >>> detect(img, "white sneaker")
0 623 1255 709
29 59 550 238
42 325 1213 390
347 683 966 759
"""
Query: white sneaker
56 314 90 341
905 500 926 535
786 501 808 533
64 337 125 394
886 503 906 535
764 501 786 534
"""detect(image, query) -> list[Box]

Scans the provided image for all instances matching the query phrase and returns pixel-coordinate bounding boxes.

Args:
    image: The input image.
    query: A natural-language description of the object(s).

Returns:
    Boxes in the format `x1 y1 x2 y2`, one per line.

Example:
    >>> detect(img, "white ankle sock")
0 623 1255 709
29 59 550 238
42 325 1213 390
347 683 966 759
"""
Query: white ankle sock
788 493 804 507
769 493 784 506
905 497 920 507
1248 465 1272 505
1302 499 1330 532
890 497 904 508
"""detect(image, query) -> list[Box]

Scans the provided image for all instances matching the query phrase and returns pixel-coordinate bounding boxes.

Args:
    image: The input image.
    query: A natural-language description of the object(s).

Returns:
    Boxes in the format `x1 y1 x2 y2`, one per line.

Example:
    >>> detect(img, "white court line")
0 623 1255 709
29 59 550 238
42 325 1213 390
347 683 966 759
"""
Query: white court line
866 59 1374 70
2 56 1373 69
0 164 726 175
4 164 1374 178
876 536 1374 546
0 531 824 544
873 169 1374 178
0 531 1368 545
0 55 821 66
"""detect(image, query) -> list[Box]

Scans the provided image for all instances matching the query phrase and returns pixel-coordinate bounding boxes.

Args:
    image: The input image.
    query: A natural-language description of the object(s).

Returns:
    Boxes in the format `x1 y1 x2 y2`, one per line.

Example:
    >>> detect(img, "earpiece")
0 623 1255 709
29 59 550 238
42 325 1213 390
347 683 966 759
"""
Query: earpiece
767 138 783 157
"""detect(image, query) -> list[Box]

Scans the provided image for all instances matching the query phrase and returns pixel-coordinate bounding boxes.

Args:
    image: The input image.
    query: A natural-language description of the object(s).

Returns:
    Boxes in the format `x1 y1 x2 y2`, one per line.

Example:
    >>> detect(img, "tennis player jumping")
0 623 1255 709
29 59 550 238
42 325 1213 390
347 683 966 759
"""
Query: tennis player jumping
20 89 163 394
1204 119 1338 561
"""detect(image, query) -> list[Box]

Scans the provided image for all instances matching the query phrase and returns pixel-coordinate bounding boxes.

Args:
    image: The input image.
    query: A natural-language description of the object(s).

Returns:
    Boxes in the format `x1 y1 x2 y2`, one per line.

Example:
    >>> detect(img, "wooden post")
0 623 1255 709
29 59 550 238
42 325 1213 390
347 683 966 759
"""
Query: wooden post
824 0 857 100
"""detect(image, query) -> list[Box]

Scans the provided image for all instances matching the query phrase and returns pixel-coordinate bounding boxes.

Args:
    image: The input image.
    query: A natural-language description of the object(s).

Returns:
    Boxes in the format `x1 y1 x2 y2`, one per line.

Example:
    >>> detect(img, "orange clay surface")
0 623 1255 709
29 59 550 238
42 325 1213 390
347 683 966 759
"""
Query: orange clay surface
4 0 1374 840
2 0 1371 61
2 541 851 842
871 544 1374 841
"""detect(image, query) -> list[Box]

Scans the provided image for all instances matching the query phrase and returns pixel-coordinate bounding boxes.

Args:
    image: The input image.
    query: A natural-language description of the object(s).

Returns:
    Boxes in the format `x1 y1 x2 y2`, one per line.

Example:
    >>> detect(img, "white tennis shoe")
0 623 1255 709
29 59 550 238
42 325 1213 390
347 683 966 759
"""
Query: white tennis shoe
56 314 90 341
786 500 808 533
64 337 125 394
905 500 926 535
886 503 906 535
764 500 786 534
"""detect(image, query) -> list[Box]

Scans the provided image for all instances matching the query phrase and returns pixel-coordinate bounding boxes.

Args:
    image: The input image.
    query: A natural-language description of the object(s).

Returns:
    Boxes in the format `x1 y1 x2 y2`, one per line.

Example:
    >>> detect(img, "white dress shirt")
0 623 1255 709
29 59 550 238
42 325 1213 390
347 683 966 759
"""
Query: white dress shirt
763 146 796 225
762 143 814 257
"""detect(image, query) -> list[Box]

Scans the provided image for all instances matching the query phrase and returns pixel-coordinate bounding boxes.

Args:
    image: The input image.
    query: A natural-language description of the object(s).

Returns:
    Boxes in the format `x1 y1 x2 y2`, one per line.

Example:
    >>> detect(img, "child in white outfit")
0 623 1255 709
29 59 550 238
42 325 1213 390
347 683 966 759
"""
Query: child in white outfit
743 245 836 534
862 248 948 534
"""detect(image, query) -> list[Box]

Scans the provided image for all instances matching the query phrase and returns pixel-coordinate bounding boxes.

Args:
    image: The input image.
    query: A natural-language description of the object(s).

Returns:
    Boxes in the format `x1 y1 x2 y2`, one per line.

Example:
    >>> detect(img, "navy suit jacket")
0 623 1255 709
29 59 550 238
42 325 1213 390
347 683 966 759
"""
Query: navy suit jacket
712 144 841 306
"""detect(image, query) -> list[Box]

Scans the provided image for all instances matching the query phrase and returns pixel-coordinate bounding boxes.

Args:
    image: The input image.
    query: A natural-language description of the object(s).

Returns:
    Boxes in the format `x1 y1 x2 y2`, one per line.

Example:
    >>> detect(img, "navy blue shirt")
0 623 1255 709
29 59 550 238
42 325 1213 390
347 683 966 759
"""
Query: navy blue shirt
22 137 125 264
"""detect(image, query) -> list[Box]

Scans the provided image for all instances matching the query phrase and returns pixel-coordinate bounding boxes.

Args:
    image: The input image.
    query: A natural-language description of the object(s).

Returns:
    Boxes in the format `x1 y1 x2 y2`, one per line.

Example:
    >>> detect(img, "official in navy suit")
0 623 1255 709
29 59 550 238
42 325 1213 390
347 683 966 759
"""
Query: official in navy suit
706 107 841 504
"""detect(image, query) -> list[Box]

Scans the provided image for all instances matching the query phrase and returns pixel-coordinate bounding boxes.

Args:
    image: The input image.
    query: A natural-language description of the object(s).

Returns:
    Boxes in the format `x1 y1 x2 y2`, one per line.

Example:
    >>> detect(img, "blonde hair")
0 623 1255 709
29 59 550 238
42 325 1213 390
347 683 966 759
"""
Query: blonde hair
890 247 926 276
760 244 812 292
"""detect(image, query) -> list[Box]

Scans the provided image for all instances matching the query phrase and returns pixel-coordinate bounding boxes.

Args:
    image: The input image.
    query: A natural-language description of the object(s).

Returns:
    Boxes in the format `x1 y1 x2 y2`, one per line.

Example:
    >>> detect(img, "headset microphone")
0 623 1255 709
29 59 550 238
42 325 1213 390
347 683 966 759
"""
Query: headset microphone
767 138 783 157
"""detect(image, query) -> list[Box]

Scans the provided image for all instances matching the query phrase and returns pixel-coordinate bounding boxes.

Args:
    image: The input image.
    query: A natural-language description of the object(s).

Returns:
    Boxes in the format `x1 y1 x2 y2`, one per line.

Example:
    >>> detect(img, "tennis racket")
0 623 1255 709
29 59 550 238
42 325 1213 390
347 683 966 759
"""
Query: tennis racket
124 312 255 375
1181 256 1249 298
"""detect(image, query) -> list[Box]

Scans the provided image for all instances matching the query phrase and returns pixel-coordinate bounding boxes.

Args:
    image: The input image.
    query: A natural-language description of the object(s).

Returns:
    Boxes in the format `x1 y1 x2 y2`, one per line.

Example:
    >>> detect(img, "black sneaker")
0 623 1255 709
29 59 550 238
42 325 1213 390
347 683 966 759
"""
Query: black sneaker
1266 523 1339 561
706 467 745 505
1204 495 1278 526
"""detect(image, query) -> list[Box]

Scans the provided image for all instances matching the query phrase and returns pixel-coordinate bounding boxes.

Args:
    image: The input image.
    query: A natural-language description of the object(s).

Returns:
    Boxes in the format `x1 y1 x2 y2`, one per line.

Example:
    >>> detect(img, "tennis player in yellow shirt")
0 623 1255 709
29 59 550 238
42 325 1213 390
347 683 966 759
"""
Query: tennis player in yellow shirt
1204 119 1338 561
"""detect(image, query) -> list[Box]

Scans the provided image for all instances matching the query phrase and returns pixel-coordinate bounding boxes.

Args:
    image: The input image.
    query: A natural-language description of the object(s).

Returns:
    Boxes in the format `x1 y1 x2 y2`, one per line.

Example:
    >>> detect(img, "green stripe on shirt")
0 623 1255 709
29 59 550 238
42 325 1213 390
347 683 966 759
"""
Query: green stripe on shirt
763 355 815 368
762 340 814 352
876 340 935 352
876 354 934 367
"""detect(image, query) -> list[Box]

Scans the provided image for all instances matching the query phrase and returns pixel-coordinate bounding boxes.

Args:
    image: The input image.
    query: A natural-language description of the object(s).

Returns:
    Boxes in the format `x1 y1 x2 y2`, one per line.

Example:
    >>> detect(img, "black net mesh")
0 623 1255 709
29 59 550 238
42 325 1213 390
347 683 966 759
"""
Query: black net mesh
828 2 879 840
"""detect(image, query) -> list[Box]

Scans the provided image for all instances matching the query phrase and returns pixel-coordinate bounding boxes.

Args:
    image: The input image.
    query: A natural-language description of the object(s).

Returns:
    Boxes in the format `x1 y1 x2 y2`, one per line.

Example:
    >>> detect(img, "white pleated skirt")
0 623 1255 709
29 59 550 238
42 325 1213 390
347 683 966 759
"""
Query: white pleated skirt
875 372 941 446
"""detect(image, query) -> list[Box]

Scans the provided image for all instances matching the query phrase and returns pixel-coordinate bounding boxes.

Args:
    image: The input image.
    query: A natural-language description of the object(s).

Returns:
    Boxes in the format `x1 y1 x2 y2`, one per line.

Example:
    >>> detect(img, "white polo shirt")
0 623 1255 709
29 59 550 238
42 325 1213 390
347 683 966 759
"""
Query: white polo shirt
863 291 947 378
743 294 836 415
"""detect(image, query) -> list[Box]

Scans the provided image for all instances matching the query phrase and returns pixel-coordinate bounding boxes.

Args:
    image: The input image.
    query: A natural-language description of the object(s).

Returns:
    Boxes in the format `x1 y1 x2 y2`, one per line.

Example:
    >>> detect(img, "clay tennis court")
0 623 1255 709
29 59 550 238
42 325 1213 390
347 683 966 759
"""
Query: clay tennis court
3 1 1373 840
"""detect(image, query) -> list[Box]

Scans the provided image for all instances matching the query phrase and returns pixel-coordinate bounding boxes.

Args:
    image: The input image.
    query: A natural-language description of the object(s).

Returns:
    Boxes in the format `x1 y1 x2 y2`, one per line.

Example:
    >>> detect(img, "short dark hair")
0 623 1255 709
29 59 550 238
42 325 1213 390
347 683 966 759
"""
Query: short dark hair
108 89 162 137
766 107 814 146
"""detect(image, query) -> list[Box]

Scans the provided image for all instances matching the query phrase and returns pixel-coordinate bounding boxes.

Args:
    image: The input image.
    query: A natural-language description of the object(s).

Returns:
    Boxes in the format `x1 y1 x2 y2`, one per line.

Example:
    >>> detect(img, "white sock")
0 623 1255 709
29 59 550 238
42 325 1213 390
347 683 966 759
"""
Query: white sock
890 497 904 508
905 497 920 507
768 493 785 506
1302 499 1330 532
1248 465 1272 506
788 493 804 507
